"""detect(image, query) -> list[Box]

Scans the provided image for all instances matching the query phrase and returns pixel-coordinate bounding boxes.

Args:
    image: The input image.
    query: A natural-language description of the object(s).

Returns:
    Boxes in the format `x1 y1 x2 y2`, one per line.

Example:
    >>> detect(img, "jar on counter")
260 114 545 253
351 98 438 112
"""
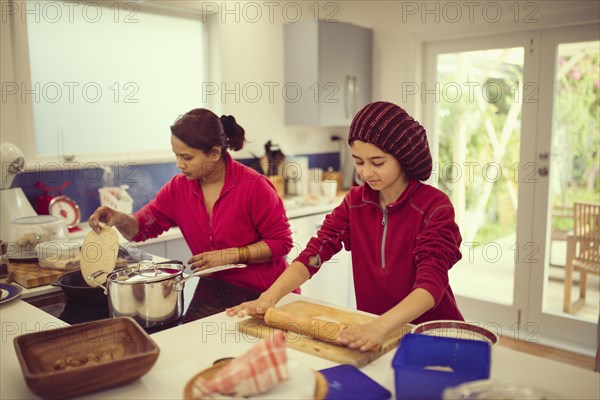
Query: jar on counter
5 215 69 260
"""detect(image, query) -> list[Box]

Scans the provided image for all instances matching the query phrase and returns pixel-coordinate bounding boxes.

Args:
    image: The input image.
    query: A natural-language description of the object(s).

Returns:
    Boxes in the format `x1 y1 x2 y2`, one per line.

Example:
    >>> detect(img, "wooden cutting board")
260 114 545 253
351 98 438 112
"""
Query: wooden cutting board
237 300 413 367
7 258 130 288
7 261 66 288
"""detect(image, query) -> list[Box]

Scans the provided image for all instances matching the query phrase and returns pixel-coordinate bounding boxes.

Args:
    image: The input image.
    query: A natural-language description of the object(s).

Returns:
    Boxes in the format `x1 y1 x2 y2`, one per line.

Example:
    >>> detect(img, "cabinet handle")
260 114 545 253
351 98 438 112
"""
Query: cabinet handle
348 76 356 118
345 75 351 118
351 76 358 115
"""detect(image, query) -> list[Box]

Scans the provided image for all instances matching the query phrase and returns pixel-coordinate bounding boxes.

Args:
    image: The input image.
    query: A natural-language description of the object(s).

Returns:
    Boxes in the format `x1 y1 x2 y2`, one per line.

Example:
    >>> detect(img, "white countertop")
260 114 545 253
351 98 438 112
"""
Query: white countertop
1 293 598 400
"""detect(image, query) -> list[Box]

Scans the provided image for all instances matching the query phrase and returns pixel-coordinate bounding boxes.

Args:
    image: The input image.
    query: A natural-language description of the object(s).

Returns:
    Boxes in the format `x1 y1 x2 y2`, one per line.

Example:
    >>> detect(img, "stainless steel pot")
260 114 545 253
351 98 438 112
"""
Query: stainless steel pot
90 261 246 329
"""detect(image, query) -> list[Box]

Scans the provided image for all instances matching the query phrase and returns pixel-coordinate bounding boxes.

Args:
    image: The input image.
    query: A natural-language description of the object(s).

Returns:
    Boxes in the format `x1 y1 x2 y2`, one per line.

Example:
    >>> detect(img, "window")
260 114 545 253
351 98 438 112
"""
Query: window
15 1 208 162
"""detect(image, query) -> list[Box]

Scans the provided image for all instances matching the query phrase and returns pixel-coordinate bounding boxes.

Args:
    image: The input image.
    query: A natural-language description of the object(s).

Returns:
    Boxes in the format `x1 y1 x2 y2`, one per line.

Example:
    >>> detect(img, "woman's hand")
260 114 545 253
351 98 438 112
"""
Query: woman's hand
88 206 138 239
225 294 276 318
188 249 238 270
338 319 389 352
88 206 124 233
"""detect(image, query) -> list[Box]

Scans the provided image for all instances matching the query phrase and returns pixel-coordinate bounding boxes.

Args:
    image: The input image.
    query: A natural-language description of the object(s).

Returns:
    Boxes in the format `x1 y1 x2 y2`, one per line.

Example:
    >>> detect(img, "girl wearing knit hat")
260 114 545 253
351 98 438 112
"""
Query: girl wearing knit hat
227 101 463 352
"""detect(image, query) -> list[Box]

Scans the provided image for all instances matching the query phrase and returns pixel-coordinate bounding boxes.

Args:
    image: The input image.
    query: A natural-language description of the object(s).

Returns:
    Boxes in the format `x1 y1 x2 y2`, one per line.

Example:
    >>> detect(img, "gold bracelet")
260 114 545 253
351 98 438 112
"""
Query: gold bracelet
238 247 250 264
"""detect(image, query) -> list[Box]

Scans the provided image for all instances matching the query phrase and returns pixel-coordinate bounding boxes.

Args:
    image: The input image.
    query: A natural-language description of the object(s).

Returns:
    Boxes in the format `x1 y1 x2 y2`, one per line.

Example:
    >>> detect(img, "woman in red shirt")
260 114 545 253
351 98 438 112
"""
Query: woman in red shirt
227 101 463 350
89 108 293 292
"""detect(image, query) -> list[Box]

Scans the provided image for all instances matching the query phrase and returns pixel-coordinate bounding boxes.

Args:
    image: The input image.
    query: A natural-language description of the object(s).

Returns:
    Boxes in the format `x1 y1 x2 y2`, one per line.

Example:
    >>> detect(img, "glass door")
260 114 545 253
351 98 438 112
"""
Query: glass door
424 32 537 334
529 24 599 350
424 24 599 352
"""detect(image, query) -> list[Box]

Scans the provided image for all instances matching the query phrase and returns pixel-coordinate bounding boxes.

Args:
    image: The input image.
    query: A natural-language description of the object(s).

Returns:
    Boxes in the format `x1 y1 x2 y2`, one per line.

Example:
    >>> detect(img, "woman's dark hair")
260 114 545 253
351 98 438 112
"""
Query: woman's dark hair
170 108 246 155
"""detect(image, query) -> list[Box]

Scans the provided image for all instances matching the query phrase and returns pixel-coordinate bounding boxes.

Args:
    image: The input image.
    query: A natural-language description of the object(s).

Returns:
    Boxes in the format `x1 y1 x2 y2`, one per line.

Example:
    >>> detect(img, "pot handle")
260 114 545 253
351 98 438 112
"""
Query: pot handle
89 270 109 294
174 263 247 291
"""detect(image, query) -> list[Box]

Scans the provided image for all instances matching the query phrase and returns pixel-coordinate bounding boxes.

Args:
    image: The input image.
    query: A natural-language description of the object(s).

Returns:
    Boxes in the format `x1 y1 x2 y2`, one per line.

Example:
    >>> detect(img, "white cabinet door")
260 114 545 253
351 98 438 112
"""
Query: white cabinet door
284 20 372 126
289 213 354 308
319 22 372 126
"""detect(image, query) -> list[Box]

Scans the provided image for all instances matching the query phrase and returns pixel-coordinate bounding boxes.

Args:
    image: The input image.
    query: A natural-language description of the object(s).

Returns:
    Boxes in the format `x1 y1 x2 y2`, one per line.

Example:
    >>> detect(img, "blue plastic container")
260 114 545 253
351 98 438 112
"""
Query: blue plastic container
392 333 491 400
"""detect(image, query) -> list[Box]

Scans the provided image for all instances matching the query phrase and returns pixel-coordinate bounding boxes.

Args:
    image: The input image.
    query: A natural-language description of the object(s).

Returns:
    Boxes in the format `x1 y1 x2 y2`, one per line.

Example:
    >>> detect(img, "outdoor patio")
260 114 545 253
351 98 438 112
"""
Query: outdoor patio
449 235 600 323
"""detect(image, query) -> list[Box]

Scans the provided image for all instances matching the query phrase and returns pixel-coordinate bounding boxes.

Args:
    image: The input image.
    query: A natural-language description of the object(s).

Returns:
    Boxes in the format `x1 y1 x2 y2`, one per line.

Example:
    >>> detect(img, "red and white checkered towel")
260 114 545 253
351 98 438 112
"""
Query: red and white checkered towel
191 330 289 398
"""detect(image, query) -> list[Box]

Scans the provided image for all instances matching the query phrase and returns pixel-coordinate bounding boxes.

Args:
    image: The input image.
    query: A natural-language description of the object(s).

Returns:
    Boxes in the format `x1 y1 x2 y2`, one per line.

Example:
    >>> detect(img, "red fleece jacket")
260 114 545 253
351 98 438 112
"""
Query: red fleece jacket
132 153 293 292
295 179 463 324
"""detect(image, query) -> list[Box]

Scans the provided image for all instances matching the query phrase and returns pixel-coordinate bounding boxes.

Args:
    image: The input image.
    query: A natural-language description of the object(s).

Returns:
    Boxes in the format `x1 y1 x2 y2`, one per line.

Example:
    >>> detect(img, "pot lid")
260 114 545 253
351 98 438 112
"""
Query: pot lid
111 263 183 284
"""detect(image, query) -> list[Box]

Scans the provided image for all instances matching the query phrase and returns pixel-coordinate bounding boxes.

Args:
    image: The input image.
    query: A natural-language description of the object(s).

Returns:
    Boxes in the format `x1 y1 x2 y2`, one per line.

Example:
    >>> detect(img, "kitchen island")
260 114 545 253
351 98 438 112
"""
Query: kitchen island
1 288 599 399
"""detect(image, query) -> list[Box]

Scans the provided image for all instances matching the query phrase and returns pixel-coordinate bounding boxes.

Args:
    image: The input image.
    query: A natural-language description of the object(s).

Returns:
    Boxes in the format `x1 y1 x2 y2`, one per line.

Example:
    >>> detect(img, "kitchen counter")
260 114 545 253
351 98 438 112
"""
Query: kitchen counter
1 291 599 399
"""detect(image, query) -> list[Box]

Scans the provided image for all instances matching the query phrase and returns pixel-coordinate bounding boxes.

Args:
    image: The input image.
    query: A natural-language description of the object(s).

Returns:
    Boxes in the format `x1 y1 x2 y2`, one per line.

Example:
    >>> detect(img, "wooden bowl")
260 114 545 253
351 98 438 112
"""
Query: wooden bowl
14 317 159 399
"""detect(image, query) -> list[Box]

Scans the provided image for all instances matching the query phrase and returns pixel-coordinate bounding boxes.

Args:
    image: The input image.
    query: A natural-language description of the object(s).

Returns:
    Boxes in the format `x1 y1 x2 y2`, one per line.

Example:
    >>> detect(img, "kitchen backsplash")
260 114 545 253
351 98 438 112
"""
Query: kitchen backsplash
13 152 340 222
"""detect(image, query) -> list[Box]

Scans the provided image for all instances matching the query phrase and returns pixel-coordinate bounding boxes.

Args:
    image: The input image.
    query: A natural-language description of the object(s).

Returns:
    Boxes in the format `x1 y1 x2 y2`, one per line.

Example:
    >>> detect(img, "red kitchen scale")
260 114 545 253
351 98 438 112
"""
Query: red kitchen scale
36 181 82 232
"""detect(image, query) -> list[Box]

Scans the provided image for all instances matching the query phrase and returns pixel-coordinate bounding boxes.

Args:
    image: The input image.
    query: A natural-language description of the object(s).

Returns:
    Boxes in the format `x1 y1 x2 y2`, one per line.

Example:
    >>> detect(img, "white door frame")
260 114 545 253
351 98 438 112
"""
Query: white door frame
423 25 598 353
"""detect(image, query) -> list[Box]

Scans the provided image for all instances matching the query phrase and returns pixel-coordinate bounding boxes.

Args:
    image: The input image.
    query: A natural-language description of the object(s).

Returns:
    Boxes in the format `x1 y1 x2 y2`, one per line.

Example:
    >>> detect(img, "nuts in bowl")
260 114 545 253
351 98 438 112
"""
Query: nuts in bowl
13 317 160 399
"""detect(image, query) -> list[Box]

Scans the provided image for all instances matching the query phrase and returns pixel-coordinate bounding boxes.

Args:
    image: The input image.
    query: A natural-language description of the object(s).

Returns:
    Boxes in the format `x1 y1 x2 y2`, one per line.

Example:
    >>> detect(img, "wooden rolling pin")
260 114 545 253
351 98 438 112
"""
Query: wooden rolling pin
264 308 346 345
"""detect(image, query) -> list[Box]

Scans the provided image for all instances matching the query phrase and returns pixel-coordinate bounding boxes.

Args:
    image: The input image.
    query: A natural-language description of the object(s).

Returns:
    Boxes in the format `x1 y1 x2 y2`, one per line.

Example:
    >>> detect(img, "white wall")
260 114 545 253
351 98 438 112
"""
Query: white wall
0 9 18 146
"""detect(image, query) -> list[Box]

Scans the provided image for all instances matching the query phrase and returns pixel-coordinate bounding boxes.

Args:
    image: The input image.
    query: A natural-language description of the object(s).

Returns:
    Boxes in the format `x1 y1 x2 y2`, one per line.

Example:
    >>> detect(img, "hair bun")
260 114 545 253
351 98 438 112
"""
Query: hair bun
220 115 235 131
220 114 245 151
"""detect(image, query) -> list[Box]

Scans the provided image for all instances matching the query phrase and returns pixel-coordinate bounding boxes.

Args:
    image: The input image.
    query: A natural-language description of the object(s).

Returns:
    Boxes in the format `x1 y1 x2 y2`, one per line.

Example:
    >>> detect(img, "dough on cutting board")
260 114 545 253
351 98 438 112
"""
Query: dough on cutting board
264 308 346 345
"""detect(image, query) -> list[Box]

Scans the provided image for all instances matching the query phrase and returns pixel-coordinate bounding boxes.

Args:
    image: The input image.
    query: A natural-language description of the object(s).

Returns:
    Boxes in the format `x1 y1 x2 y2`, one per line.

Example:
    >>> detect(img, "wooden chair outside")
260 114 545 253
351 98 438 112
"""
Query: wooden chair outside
563 202 600 313
550 205 573 267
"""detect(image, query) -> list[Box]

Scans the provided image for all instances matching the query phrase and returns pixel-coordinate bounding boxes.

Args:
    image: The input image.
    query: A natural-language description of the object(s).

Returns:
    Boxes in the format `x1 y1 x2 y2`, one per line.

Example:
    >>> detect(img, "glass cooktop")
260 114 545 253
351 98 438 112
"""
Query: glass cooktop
23 278 261 334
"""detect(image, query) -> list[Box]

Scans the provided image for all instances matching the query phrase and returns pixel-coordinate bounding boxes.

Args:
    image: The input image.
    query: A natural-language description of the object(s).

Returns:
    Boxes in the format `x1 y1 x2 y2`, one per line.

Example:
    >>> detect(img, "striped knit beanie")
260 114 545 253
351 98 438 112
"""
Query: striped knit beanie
348 101 432 181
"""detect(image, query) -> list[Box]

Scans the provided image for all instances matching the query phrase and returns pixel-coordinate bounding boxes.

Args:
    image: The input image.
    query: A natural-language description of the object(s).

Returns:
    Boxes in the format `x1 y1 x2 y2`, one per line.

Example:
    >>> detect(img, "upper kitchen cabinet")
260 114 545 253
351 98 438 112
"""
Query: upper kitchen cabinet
284 21 372 126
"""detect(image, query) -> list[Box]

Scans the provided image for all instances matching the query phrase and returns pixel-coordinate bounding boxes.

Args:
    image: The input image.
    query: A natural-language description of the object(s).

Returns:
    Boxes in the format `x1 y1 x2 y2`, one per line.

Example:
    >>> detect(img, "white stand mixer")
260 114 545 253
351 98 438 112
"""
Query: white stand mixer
0 143 37 240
